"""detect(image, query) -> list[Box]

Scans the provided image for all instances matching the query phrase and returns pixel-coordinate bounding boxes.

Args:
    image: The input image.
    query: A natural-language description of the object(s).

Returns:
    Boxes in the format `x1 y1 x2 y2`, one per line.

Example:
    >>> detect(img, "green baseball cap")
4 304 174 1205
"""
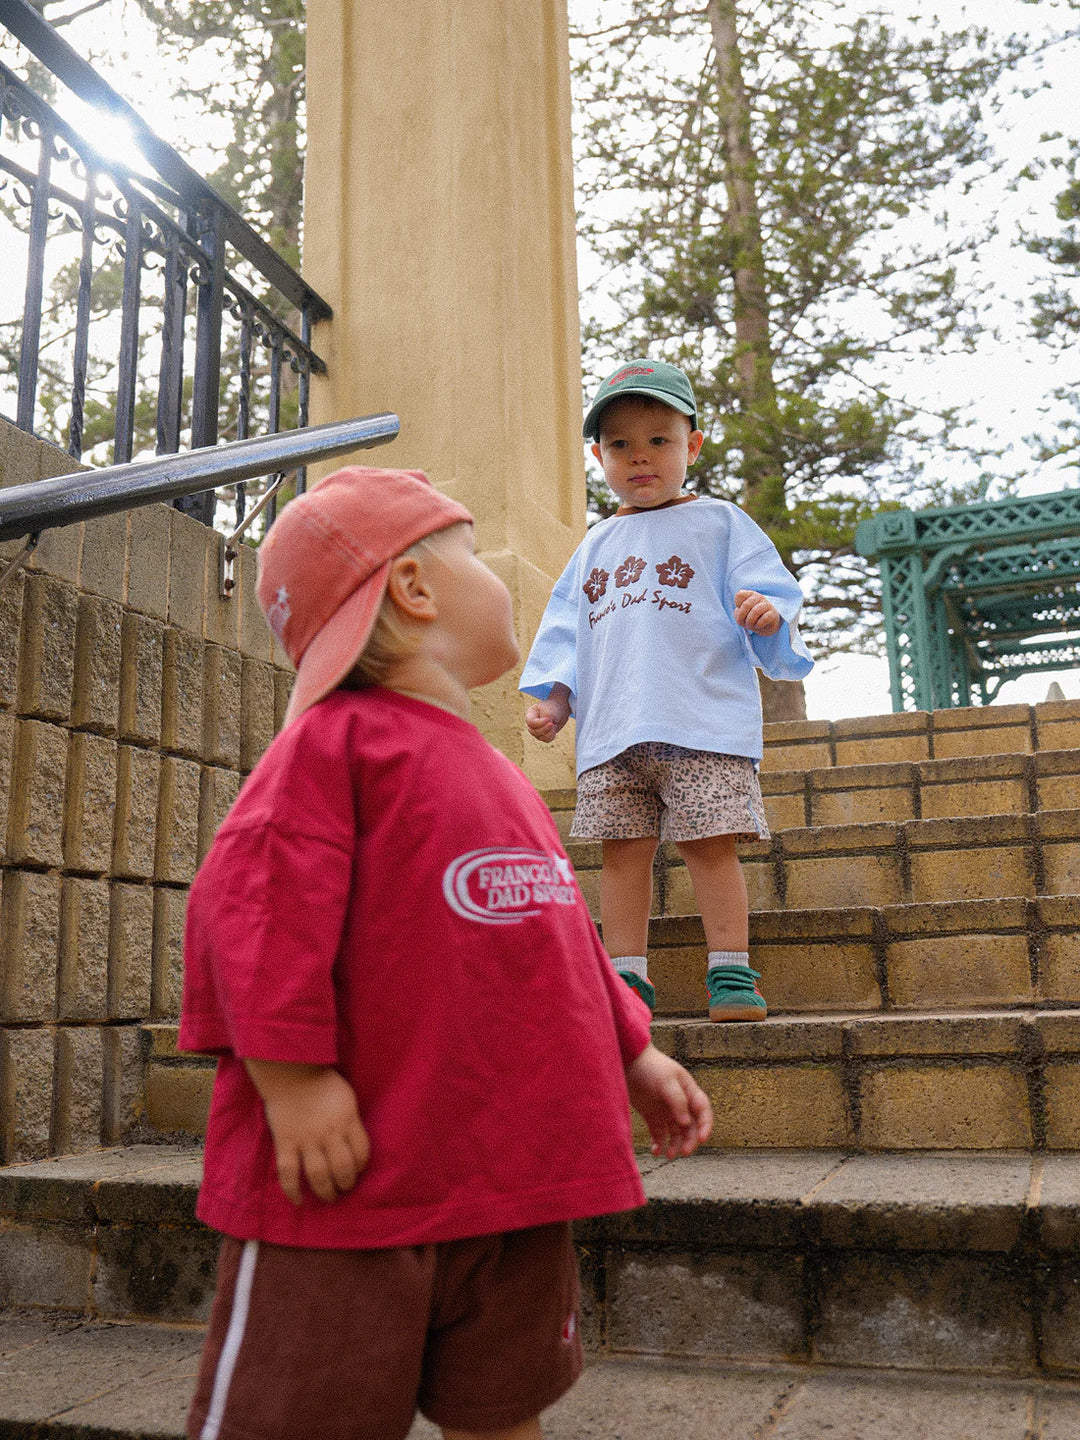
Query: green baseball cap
583 359 698 440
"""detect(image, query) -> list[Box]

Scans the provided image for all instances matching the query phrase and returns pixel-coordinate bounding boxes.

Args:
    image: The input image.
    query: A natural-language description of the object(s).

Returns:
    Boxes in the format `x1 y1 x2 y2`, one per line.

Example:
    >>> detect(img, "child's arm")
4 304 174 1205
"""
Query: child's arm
625 1043 713 1159
244 1059 371 1206
734 589 782 637
525 682 572 742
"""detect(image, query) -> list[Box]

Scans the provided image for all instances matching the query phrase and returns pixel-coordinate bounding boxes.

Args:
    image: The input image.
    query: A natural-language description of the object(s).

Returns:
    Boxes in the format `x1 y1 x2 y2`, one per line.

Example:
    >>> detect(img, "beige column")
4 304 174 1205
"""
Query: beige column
303 0 584 786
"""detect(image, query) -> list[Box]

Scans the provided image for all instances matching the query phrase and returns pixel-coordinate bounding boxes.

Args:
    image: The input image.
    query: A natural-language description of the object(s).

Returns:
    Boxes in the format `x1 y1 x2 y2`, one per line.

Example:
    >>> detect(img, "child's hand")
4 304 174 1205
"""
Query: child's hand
525 685 572 743
244 1060 371 1206
625 1043 713 1159
734 589 782 636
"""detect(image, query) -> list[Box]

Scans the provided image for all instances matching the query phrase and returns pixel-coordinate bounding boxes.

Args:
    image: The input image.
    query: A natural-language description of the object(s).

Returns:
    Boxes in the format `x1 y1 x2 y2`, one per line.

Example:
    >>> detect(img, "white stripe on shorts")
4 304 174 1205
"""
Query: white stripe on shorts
200 1239 259 1440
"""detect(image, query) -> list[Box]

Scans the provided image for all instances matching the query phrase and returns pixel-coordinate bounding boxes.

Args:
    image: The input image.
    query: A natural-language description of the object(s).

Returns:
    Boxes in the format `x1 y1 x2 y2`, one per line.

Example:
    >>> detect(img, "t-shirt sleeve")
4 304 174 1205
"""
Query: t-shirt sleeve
179 731 356 1065
727 522 814 681
519 557 580 707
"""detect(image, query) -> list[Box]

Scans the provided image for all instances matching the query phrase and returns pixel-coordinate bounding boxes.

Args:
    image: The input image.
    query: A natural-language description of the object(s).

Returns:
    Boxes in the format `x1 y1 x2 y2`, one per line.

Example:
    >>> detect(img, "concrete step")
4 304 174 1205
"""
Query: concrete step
759 699 1080 772
648 1008 1080 1151
8 1148 1080 1384
650 897 1080 1017
565 809 1080 917
6 1321 1080 1440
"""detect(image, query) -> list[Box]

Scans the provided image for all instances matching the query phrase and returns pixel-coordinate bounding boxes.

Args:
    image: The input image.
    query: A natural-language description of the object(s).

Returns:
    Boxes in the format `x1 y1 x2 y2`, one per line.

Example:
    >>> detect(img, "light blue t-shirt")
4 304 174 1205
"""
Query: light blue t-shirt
520 498 814 775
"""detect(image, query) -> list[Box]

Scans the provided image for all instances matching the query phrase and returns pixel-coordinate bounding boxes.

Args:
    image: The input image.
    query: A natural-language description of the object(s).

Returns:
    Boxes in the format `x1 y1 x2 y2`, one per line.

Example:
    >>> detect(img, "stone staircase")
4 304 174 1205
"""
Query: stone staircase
5 700 1080 1433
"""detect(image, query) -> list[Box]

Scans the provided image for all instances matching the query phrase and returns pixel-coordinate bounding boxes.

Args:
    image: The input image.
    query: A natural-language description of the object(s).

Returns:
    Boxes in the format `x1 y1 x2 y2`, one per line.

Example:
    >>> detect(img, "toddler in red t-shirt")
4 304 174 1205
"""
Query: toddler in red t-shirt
181 466 712 1440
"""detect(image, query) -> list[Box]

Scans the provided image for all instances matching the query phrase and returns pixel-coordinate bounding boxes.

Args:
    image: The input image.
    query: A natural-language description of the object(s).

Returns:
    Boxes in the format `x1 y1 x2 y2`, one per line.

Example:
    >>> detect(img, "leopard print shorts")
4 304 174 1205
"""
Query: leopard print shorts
571 742 770 843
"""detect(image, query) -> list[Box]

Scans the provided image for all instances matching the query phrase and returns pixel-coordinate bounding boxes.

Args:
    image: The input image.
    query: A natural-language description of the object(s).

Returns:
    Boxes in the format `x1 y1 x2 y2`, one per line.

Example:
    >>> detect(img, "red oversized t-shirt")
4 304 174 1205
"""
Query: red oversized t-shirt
180 687 652 1248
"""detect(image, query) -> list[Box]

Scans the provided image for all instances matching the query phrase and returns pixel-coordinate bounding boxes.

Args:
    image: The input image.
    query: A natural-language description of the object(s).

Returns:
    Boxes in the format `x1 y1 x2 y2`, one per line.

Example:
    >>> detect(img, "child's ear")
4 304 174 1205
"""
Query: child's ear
687 429 704 463
385 555 437 622
591 441 603 464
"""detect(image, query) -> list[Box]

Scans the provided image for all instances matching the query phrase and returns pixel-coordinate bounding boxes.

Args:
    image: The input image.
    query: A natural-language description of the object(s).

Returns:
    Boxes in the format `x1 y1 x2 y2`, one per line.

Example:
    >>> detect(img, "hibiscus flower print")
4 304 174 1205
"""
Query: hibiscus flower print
615 555 646 588
656 555 695 589
582 566 610 603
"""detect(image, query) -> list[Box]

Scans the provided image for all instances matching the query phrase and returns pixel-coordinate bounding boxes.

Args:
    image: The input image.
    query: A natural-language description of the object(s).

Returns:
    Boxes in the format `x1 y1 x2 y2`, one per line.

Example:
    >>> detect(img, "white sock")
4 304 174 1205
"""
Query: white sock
708 950 749 971
612 955 649 980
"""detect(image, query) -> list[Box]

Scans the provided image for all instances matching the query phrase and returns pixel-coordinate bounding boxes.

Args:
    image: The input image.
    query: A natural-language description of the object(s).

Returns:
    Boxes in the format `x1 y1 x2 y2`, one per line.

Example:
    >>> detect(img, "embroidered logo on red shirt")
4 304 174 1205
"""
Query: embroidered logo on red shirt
443 848 578 925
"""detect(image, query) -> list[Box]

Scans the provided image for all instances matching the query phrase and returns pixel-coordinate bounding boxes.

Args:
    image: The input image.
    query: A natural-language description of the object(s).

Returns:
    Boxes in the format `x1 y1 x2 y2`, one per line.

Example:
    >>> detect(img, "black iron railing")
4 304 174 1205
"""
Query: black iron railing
0 0 331 530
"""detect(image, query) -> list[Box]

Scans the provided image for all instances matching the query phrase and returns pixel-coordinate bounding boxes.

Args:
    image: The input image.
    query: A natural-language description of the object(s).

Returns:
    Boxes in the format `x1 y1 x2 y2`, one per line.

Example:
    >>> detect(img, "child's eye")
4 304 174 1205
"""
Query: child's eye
650 437 669 446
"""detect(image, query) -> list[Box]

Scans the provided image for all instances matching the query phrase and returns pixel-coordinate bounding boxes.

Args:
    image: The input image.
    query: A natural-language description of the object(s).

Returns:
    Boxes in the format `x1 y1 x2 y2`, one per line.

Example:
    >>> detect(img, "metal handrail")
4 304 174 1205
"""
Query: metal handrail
0 414 400 542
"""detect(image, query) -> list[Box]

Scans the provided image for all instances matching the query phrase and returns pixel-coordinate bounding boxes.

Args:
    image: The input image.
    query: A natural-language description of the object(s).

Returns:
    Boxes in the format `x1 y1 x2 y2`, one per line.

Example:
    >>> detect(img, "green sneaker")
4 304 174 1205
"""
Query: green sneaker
618 970 655 1014
707 965 767 1022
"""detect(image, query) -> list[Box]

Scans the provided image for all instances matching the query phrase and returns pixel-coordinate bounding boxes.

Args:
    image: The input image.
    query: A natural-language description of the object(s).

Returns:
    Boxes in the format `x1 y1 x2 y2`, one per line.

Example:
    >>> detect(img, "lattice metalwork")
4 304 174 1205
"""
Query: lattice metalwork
856 488 1080 711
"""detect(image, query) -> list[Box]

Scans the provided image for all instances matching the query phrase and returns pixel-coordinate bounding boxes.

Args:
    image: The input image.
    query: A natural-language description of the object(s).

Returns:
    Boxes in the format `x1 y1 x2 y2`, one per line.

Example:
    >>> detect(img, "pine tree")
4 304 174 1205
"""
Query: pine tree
572 0 1032 711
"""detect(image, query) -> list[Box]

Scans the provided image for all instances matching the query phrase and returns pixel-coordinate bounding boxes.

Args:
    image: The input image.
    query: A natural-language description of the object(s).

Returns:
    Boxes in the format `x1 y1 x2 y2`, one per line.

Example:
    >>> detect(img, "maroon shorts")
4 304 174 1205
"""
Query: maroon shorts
187 1224 583 1440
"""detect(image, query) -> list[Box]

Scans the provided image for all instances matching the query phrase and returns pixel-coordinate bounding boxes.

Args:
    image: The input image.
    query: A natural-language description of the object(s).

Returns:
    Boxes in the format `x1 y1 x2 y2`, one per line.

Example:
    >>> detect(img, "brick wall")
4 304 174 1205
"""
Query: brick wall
0 420 291 1161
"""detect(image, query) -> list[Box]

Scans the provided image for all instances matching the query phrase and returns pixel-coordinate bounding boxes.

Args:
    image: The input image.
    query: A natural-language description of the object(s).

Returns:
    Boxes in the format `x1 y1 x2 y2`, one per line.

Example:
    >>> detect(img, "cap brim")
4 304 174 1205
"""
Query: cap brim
583 387 697 439
282 559 391 726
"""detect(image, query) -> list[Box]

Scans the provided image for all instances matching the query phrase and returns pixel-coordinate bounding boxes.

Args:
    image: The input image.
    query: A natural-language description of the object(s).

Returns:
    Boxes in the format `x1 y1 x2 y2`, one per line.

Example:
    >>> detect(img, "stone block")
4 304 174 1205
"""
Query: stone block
0 1220 92 1309
811 785 915 827
204 530 237 648
63 731 118 873
92 1218 219 1321
118 612 164 746
759 741 831 773
1038 717 1080 753
784 855 901 911
1045 1064 1080 1149
167 508 208 634
0 710 14 862
857 1063 1031 1149
125 504 171 620
7 719 66 867
240 657 276 771
1042 1259 1080 1376
0 416 46 488
236 540 271 660
919 777 1028 821
0 1025 55 1161
696 1063 852 1148
52 1026 104 1154
155 756 202 884
0 570 24 708
78 511 127 602
814 1251 1033 1372
107 882 153 1020
763 718 833 746
930 708 1032 758
1043 838 1080 897
143 1062 214 1136
886 933 1033 1009
749 940 881 1013
1039 774 1080 812
1040 933 1080 1005
834 735 932 766
197 766 241 864
28 520 82 585
203 644 243 769
152 887 188 1020
683 1018 844 1063
71 593 122 734
606 1249 806 1361
102 1025 144 1143
907 845 1032 905
112 746 161 880
782 821 898 856
273 665 293 731
761 791 807 830
57 877 110 1021
846 1013 1023 1057
0 871 62 1022
161 628 205 758
17 572 78 721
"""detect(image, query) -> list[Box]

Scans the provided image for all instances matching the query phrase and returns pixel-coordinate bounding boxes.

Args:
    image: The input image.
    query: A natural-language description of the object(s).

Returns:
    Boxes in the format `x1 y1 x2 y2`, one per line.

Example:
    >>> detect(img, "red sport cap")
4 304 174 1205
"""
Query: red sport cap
256 465 473 726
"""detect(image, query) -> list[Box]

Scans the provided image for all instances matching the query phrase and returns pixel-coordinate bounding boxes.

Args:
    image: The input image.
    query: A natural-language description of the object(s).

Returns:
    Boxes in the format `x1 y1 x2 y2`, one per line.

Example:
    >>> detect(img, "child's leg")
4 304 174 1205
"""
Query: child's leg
675 835 764 1021
673 834 748 952
599 835 659 959
442 1421 542 1440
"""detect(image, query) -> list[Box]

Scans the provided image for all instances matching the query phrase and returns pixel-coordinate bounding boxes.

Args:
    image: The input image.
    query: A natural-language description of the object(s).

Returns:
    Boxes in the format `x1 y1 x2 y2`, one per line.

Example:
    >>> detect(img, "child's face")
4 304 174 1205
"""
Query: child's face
591 396 704 509
421 523 519 688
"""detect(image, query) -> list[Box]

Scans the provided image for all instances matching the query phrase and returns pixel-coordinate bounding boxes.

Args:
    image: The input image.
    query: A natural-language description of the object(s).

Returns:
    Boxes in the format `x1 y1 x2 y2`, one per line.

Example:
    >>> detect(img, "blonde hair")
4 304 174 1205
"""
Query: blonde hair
339 525 463 689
